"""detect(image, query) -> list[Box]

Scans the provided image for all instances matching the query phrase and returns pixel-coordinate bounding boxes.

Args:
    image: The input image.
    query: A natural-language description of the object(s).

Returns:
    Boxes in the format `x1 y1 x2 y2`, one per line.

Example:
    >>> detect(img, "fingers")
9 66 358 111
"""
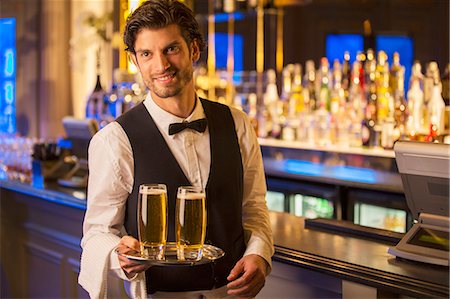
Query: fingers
227 268 264 298
227 255 268 298
227 259 244 281
118 255 150 278
119 235 141 251
116 235 150 278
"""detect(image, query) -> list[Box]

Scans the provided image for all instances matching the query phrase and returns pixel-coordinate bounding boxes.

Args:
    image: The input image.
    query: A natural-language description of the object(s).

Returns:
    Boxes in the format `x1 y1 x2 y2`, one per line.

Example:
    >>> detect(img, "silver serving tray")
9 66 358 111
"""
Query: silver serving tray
114 242 225 266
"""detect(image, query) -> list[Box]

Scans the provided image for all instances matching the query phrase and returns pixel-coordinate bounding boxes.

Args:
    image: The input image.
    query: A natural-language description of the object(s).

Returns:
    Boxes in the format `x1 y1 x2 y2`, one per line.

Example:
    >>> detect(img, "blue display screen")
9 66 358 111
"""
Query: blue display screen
0 18 16 134
326 34 364 64
215 32 243 72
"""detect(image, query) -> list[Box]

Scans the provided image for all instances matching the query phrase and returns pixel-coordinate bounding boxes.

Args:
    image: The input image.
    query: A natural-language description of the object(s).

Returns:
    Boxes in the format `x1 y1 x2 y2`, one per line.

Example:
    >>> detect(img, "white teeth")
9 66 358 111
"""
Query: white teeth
156 73 174 81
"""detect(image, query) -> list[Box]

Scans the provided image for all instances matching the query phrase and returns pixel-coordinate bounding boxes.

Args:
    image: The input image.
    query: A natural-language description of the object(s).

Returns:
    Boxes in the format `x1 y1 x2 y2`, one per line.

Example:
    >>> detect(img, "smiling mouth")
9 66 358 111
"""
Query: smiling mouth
154 72 176 83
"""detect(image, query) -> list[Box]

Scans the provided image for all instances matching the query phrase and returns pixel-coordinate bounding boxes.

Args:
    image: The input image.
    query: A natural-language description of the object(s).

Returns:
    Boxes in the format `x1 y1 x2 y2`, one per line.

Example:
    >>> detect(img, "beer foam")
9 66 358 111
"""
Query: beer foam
140 188 166 195
178 192 205 200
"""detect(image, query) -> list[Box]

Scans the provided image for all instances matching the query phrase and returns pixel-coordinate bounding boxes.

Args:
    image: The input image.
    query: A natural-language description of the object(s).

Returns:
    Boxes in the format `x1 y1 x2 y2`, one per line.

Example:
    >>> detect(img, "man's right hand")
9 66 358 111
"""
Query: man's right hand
117 236 151 279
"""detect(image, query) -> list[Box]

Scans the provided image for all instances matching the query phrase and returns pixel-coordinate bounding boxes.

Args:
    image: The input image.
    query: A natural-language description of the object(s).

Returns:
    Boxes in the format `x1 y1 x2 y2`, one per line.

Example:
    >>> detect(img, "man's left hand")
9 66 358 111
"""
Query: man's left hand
226 254 269 298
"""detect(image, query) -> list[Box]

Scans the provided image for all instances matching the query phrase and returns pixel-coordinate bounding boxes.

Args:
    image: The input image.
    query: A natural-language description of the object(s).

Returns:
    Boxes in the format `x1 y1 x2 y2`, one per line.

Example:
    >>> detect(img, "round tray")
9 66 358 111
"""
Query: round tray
114 242 225 266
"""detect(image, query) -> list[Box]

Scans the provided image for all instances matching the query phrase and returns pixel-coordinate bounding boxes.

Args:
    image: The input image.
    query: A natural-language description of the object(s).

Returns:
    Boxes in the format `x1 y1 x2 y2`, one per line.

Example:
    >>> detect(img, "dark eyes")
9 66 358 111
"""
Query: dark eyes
138 46 180 59
166 46 180 54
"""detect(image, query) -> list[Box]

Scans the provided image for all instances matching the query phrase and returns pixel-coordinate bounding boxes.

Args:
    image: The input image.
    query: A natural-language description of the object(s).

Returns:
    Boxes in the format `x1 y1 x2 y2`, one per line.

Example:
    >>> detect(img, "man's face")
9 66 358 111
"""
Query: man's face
131 24 199 99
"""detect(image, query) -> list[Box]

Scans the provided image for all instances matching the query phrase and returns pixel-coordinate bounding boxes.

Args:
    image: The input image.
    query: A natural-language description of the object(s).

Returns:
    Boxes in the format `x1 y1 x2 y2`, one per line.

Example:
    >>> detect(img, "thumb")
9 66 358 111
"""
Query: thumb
227 260 244 281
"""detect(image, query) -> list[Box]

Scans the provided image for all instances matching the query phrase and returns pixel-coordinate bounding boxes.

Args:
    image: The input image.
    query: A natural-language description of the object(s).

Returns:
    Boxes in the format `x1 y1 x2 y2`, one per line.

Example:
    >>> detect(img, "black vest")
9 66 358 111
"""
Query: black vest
116 99 246 293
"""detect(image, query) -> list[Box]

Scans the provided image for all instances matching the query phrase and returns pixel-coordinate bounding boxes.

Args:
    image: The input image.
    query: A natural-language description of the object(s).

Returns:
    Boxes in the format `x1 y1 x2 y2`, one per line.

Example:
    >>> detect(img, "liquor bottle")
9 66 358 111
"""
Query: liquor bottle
349 59 365 122
314 101 331 147
364 49 376 93
263 69 279 138
407 61 425 137
356 51 366 93
86 75 101 119
381 116 395 149
291 64 305 115
342 51 351 102
428 65 445 136
247 93 259 133
318 57 331 112
363 19 375 53
423 61 437 105
376 51 393 123
280 65 293 117
86 62 105 122
393 66 408 141
331 59 345 116
214 0 224 13
442 63 450 106
248 0 258 10
223 0 235 13
361 108 376 147
389 52 402 98
303 60 317 112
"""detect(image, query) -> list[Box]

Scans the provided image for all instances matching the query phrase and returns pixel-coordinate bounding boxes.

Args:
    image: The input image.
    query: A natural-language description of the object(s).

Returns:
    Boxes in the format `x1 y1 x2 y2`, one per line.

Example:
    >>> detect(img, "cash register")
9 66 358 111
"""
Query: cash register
57 117 98 188
388 141 450 266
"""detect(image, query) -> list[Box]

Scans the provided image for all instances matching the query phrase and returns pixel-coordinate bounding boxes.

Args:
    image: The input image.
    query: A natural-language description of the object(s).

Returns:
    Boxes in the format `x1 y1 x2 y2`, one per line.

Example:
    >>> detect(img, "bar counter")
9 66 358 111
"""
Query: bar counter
1 180 448 298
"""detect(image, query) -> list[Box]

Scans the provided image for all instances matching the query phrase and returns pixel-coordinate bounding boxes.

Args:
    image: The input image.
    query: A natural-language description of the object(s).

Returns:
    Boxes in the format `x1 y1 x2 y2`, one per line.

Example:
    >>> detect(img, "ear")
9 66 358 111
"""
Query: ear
190 39 200 63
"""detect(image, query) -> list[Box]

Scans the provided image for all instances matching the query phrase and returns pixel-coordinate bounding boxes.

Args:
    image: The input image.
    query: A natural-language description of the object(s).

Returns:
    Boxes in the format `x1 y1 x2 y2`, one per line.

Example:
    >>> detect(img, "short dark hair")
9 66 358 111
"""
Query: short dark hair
123 0 206 54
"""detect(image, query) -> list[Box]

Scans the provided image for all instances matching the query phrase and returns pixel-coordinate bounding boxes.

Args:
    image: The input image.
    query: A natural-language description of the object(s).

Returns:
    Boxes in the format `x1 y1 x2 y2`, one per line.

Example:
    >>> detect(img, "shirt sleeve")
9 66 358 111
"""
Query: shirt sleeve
80 121 136 282
230 107 275 270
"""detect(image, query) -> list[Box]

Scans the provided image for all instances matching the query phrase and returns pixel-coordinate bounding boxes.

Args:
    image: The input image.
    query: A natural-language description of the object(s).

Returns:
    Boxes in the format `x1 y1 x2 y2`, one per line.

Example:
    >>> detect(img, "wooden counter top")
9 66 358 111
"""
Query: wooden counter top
270 211 449 298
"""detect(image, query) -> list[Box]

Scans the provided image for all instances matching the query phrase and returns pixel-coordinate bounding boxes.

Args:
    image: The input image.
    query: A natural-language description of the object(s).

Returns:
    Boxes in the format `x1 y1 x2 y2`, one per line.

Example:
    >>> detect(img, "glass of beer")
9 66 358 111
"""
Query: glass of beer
176 186 206 261
138 184 167 260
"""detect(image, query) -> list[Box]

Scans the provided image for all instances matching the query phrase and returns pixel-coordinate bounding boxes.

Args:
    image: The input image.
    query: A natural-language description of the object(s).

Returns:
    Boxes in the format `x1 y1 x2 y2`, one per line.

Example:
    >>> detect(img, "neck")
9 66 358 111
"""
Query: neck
151 82 197 118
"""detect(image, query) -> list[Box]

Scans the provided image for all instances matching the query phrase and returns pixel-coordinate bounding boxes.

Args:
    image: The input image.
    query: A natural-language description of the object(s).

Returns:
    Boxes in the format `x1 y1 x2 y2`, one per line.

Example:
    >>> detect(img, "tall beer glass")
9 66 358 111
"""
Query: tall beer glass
176 186 206 261
138 184 167 260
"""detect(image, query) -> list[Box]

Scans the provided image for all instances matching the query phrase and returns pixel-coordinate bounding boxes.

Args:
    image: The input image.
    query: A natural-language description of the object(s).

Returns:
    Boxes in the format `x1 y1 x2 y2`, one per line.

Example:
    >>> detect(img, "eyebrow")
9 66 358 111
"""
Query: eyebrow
135 40 183 54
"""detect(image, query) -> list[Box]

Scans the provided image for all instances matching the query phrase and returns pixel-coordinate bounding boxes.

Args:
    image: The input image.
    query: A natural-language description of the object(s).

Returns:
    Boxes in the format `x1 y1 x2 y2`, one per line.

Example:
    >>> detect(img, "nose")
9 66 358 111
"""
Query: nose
153 52 170 73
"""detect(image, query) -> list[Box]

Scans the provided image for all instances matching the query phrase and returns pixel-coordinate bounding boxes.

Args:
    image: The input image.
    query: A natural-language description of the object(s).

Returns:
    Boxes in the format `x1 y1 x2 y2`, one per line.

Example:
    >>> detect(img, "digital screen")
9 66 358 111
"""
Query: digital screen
215 33 243 72
0 18 16 134
326 34 364 64
408 227 449 252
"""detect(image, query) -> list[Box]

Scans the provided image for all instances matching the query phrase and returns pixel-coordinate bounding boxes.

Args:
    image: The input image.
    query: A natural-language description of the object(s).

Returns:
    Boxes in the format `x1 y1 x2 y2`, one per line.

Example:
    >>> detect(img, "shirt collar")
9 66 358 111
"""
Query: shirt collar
143 93 206 138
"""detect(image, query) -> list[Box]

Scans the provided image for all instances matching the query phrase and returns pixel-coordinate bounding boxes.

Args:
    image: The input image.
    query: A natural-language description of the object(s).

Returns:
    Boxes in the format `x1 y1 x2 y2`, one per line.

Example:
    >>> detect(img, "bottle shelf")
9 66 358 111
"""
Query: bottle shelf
259 138 395 158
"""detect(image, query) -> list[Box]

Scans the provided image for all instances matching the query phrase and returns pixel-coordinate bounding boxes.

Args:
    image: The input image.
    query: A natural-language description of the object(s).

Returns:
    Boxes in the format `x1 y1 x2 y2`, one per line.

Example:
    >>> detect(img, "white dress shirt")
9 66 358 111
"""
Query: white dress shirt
79 93 274 298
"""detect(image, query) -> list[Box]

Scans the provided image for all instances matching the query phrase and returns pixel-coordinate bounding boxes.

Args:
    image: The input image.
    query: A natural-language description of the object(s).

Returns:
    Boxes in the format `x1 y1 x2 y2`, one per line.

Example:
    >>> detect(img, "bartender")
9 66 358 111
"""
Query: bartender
78 0 274 298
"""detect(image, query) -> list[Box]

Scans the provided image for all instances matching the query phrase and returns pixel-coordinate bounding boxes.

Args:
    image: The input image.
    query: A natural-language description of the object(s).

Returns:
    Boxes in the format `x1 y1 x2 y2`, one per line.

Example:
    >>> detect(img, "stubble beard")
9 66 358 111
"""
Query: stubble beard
149 65 194 99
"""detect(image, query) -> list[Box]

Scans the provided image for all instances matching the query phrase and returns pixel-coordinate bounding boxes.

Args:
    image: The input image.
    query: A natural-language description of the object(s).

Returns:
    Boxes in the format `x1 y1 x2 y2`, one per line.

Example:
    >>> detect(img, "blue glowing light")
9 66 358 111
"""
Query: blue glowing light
326 34 364 64
215 33 243 72
4 49 15 77
0 18 16 134
4 81 14 104
284 159 377 184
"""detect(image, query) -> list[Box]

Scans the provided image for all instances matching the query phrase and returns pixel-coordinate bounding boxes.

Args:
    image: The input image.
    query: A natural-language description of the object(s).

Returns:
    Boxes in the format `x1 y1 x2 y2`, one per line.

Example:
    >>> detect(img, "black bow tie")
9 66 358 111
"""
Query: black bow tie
168 118 207 135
